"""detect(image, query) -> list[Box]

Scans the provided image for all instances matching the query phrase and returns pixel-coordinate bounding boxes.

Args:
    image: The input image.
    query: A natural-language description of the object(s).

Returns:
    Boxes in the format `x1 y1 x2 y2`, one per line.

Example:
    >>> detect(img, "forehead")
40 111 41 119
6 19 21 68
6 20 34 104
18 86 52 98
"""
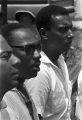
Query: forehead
0 35 12 54
51 14 72 27
11 28 41 46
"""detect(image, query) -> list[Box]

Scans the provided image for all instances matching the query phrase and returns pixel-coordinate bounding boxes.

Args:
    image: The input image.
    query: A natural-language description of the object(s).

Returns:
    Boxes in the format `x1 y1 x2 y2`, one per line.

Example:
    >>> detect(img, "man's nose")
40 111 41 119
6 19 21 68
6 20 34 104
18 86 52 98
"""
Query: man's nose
33 49 41 59
67 29 74 39
10 54 21 66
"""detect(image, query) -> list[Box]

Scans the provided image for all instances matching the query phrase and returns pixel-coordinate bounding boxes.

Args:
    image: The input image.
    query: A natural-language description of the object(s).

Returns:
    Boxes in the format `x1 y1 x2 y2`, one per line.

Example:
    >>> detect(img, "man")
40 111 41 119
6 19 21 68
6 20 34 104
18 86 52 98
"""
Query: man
0 35 20 120
1 23 41 120
25 5 73 120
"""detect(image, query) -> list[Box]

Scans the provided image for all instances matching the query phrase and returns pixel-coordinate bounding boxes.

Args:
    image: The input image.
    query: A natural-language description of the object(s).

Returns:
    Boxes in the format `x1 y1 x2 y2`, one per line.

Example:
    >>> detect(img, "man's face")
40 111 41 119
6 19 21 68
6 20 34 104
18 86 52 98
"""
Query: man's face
11 28 41 80
46 14 73 59
0 35 19 93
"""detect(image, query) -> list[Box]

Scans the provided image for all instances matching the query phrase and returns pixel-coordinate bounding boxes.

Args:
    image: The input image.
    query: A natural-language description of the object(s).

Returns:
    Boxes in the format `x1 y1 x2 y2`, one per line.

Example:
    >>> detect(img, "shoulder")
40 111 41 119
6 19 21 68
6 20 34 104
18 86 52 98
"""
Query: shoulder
1 106 17 120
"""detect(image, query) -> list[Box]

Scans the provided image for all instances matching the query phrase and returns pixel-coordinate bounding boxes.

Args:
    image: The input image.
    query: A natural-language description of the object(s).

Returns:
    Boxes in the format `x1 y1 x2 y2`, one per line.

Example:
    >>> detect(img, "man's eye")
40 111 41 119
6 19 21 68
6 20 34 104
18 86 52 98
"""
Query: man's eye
25 44 42 54
14 46 25 52
18 47 25 51
59 26 69 33
0 52 11 61
25 45 33 54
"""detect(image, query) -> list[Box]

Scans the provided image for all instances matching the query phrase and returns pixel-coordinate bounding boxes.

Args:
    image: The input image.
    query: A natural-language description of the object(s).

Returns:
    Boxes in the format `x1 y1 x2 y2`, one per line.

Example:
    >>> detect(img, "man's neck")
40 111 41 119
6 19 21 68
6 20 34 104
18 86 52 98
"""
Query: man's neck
49 54 60 67
17 77 25 88
53 60 59 67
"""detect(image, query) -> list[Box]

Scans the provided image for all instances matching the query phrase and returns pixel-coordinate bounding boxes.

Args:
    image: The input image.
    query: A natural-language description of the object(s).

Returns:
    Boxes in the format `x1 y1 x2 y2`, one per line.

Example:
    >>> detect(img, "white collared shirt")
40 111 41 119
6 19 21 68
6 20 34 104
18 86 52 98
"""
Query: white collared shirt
25 51 72 120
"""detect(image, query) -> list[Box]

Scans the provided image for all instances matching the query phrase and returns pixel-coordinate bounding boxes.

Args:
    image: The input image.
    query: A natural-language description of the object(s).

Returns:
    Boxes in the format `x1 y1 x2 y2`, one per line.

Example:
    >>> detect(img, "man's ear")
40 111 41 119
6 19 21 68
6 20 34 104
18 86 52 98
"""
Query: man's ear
39 28 48 40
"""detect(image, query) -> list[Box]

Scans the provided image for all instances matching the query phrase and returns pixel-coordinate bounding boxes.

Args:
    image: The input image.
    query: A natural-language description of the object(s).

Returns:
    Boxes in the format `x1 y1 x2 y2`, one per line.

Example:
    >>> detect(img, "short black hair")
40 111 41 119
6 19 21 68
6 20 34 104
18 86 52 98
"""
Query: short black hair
0 23 35 45
36 5 69 31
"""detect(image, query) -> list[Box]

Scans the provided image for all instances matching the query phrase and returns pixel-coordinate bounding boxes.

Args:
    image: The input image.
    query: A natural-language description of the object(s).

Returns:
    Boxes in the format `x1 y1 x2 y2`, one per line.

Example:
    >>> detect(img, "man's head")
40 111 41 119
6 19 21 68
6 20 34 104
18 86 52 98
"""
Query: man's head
15 10 35 26
0 35 19 99
1 23 41 82
36 5 73 63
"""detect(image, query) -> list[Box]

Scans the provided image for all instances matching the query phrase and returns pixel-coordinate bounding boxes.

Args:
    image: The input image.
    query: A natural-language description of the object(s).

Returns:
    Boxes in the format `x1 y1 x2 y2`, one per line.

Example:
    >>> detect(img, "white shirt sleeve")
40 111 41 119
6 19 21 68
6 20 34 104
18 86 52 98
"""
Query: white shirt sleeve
25 63 51 116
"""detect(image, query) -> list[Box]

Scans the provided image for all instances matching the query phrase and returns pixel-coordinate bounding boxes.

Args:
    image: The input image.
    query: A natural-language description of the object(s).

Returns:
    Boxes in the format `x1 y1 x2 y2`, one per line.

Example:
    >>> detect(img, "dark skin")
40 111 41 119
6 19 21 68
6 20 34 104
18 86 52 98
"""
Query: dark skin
8 27 42 120
0 35 20 103
40 14 73 66
9 27 41 85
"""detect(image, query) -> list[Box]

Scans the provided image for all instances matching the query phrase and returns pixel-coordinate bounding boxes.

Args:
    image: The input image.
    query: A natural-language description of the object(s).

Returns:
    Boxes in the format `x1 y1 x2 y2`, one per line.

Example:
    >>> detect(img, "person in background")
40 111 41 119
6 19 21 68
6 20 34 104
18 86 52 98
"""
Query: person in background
0 34 20 120
25 5 73 120
1 23 41 120
15 10 35 26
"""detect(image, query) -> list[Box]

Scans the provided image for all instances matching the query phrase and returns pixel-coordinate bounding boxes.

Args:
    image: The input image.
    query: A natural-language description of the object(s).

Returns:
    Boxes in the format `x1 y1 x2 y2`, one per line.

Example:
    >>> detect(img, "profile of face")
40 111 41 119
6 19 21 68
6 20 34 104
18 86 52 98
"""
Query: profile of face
42 14 73 61
0 35 19 95
11 28 41 80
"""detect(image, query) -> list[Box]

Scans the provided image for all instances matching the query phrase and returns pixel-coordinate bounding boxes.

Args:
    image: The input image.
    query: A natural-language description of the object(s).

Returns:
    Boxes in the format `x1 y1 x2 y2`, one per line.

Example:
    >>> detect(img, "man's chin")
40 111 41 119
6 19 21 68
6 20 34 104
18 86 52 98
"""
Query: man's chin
11 81 19 88
7 82 19 91
29 69 39 79
21 68 40 79
31 71 38 78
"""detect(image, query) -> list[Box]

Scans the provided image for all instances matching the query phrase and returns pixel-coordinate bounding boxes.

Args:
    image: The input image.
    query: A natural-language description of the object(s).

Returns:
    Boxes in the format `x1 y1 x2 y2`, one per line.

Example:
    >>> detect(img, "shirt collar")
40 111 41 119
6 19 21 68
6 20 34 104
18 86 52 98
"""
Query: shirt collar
11 87 30 103
40 51 64 67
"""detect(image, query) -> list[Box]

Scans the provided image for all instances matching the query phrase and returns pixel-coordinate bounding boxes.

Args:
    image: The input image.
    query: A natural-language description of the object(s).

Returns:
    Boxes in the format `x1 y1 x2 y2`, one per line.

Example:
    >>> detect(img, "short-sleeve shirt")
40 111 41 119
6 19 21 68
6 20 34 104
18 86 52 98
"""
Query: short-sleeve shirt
25 51 72 120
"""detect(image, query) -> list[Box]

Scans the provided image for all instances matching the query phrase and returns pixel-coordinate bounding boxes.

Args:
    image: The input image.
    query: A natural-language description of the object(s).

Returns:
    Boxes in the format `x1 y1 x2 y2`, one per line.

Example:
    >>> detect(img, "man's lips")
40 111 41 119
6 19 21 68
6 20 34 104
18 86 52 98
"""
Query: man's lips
12 71 19 79
32 62 41 71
